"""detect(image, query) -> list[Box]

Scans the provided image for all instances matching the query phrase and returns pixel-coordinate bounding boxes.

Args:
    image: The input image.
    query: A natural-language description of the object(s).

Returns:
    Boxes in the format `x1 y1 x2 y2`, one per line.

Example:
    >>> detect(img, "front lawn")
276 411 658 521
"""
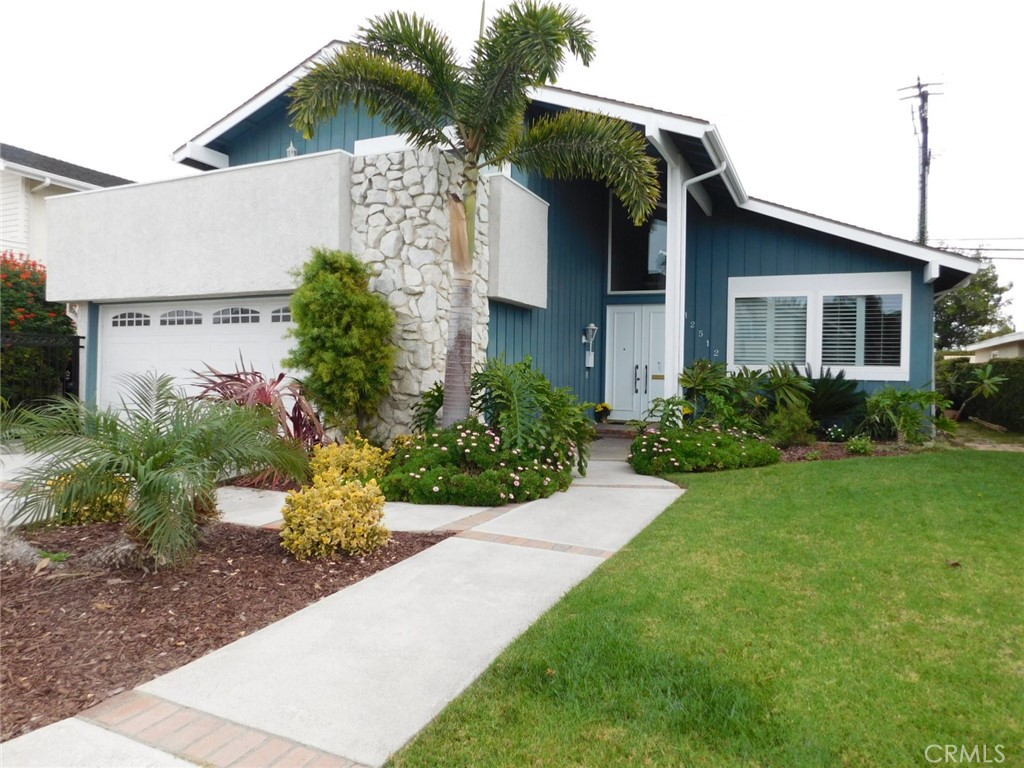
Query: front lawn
390 451 1023 767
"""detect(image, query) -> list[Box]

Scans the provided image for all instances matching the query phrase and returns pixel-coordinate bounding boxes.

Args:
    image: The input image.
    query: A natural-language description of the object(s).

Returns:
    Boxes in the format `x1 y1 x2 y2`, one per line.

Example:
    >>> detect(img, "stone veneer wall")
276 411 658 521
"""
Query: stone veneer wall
349 148 490 441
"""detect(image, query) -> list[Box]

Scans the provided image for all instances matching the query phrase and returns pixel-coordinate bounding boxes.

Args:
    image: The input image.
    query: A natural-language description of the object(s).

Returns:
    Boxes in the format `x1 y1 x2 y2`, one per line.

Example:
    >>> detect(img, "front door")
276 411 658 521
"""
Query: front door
605 305 666 421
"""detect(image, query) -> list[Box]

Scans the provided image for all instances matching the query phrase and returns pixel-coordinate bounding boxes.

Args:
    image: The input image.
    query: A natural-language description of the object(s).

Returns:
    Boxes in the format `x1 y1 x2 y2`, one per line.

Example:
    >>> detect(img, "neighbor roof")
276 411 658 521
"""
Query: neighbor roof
0 143 133 189
963 331 1024 352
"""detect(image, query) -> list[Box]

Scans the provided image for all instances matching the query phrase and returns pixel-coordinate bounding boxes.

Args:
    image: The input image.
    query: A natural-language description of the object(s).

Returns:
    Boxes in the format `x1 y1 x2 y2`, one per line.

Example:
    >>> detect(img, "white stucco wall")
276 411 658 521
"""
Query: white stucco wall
47 151 352 302
486 174 549 309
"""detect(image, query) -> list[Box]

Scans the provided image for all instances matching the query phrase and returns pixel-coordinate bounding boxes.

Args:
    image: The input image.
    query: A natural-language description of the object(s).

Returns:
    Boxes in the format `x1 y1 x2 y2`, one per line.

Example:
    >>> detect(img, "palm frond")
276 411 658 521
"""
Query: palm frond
2 373 308 566
289 46 451 151
461 1 594 159
357 11 464 121
508 109 660 224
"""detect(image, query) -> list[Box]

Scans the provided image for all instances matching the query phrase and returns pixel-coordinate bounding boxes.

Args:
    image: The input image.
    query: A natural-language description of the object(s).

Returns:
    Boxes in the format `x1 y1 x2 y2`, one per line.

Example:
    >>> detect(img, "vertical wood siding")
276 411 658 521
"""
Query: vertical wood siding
685 203 934 389
488 173 607 405
222 98 391 165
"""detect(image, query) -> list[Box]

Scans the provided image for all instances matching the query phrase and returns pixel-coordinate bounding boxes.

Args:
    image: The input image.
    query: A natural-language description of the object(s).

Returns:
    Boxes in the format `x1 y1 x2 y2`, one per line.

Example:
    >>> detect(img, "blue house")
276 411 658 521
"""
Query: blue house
45 42 979 437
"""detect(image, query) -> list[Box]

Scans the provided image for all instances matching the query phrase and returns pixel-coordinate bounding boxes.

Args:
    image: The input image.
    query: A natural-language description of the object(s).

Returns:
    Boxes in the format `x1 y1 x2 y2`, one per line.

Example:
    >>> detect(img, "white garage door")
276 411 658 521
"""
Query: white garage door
98 297 296 408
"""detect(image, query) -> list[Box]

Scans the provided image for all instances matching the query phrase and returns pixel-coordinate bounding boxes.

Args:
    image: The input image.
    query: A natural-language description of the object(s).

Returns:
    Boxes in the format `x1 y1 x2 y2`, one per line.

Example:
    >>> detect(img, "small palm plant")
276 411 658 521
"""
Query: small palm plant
3 373 308 566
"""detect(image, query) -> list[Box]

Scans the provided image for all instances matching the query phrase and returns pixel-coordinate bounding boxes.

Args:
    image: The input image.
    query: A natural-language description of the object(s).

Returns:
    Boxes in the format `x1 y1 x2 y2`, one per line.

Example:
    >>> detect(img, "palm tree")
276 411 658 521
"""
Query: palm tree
289 2 660 426
3 373 308 566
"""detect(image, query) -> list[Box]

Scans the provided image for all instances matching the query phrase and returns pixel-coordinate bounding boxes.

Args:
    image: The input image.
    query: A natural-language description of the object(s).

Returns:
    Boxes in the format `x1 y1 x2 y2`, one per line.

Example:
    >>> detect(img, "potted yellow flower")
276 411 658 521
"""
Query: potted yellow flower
594 402 612 423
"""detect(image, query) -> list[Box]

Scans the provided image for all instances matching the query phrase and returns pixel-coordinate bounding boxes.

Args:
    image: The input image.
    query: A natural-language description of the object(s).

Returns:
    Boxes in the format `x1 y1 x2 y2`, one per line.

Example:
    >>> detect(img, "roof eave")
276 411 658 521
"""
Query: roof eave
740 198 982 276
171 41 346 164
0 159 103 192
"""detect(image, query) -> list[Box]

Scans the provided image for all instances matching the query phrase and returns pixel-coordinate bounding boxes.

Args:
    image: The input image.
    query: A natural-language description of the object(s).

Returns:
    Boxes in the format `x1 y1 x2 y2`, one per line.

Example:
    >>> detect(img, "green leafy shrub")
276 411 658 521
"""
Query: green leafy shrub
283 248 396 428
310 433 392 484
411 356 595 476
764 363 813 412
678 359 732 420
962 358 1024 432
861 386 950 445
644 396 693 431
846 435 874 455
411 382 445 433
628 424 780 475
281 478 390 559
381 419 573 505
804 366 865 434
765 402 816 448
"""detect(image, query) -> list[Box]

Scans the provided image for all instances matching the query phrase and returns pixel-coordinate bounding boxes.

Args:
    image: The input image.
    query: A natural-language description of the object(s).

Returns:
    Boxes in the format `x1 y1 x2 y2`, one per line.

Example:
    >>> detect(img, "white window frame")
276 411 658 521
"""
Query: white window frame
727 272 911 381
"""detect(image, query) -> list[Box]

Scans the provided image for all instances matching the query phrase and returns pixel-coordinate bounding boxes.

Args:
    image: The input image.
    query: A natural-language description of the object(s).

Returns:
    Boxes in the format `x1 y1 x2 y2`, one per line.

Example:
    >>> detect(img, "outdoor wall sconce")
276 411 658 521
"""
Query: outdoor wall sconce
582 323 598 376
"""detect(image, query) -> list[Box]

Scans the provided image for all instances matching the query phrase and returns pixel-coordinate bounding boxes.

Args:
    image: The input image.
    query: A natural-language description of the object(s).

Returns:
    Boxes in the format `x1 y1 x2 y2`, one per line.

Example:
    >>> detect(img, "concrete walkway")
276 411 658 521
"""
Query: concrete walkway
1 439 682 768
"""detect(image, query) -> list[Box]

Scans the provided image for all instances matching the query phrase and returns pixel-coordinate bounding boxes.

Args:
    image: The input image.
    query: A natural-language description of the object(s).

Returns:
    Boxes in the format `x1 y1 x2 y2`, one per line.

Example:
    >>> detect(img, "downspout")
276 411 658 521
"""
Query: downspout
31 178 53 194
675 160 728 391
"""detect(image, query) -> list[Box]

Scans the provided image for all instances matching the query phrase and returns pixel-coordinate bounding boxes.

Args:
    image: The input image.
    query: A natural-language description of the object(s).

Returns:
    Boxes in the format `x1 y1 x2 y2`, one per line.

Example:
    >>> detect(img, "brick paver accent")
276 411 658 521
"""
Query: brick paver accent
455 529 614 559
442 506 509 532
80 691 367 768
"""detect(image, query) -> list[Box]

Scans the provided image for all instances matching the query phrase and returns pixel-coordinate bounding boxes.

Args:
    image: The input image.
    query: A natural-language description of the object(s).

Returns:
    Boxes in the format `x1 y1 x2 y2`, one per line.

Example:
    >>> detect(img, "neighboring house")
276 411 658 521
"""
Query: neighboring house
963 331 1024 363
1 143 131 264
44 43 980 438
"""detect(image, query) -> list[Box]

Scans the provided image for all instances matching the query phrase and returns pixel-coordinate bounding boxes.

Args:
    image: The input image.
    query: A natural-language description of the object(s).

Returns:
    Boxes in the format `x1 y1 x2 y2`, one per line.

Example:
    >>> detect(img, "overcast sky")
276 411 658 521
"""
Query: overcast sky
5 0 1021 328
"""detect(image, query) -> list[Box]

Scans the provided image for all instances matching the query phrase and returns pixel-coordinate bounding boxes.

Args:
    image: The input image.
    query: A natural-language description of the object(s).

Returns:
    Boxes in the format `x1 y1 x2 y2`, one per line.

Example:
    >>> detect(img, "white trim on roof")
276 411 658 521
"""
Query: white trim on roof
739 198 981 275
963 331 1024 352
171 42 345 164
0 160 103 192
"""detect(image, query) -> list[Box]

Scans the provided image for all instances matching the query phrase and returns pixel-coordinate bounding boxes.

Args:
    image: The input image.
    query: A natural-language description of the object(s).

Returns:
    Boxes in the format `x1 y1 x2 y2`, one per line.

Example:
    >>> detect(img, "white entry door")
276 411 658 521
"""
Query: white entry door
605 305 666 421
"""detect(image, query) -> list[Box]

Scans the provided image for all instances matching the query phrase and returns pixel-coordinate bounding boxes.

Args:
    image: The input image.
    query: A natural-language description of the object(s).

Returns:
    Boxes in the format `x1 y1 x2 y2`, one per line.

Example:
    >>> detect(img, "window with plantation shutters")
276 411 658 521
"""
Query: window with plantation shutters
734 296 807 365
728 272 911 381
822 295 902 367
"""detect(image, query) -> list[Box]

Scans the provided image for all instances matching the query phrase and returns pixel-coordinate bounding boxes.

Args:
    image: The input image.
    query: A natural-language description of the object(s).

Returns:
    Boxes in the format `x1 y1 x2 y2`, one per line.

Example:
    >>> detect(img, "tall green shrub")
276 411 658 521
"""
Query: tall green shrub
284 249 396 428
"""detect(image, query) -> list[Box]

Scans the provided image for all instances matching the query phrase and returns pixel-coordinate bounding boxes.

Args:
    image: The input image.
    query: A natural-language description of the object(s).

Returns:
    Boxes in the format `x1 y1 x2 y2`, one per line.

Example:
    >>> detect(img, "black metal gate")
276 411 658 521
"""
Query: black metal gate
1 333 84 408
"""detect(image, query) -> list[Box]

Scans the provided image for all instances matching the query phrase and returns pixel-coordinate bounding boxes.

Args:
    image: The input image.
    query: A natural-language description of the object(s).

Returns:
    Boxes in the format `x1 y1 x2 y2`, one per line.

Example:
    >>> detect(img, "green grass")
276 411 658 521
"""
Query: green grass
389 451 1024 767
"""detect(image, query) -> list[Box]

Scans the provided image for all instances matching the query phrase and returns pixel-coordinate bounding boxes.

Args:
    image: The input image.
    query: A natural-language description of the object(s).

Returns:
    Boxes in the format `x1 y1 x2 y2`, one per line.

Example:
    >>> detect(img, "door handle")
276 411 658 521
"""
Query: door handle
644 365 648 394
634 364 639 394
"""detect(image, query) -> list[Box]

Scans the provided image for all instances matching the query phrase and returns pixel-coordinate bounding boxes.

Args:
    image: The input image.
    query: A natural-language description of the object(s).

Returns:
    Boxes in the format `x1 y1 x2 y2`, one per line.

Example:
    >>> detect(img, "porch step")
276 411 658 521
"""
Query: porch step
594 422 637 440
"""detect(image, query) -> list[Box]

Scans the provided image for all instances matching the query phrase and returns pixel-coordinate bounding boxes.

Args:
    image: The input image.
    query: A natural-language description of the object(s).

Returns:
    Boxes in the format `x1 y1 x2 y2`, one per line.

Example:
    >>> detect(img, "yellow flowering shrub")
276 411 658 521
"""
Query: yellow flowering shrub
281 478 390 560
309 433 392 484
48 473 130 524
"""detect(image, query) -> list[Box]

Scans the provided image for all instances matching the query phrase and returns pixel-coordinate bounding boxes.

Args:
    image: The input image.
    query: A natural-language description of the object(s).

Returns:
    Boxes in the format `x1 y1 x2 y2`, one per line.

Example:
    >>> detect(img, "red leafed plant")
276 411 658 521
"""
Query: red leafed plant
193 362 330 453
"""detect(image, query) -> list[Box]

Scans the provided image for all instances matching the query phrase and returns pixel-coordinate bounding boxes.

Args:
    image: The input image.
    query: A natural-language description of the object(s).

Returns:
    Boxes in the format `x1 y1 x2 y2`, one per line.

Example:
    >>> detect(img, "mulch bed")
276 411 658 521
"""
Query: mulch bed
0 523 451 743
779 441 910 462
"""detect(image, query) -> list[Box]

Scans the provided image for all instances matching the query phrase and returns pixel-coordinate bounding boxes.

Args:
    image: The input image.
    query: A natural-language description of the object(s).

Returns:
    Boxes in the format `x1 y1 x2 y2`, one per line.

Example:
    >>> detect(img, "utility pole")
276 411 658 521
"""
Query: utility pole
899 77 942 245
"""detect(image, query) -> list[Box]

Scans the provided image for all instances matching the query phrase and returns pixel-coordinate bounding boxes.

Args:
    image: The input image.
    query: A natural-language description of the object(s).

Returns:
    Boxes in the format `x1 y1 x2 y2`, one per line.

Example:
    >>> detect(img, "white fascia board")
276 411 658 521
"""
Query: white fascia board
171 41 346 163
740 198 982 274
533 86 711 138
0 160 100 192
702 127 748 205
963 331 1024 351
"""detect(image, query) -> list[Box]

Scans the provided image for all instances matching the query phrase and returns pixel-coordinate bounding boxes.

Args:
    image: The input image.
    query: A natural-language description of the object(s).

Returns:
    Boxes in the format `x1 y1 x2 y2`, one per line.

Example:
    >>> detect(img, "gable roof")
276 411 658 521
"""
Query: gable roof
170 41 979 284
0 143 133 189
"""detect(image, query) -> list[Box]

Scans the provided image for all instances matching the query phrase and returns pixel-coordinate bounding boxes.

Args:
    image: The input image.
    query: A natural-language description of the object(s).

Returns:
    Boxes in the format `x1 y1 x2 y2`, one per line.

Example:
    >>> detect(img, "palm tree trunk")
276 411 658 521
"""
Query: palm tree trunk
441 191 474 426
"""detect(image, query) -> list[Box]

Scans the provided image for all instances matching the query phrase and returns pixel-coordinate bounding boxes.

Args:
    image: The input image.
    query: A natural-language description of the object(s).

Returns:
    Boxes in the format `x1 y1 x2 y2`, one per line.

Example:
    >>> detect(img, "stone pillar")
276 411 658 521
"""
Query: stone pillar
349 148 490 441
